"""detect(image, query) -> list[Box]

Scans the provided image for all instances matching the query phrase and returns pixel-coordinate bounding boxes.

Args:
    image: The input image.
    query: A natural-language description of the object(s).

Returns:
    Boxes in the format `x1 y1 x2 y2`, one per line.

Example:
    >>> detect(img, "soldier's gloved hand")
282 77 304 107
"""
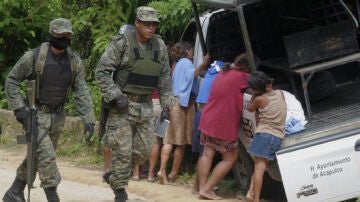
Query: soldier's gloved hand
160 108 170 122
112 95 128 113
14 107 29 125
84 123 95 142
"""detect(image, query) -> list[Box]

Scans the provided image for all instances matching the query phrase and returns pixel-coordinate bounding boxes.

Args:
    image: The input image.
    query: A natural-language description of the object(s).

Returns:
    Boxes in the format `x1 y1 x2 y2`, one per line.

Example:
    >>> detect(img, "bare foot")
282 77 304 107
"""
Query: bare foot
246 191 253 201
157 172 168 185
167 174 178 182
199 190 222 200
147 177 156 183
191 186 199 194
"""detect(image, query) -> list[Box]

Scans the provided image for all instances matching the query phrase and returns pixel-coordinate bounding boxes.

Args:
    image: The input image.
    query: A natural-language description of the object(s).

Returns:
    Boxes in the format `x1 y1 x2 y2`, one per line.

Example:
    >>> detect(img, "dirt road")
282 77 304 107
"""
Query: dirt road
0 146 244 202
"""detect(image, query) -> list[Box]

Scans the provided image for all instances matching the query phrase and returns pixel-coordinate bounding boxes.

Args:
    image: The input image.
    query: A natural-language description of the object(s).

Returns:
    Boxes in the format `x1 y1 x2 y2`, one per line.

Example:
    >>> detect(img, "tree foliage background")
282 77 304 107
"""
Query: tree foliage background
0 0 202 117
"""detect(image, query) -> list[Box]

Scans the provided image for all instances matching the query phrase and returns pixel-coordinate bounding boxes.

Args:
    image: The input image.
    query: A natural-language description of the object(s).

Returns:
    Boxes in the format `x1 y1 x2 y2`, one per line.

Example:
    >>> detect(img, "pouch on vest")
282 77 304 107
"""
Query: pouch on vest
114 31 162 95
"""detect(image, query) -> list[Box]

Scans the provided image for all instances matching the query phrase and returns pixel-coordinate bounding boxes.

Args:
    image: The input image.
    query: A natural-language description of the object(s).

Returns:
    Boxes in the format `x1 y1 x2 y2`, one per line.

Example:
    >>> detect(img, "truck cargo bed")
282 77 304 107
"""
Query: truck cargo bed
282 81 360 147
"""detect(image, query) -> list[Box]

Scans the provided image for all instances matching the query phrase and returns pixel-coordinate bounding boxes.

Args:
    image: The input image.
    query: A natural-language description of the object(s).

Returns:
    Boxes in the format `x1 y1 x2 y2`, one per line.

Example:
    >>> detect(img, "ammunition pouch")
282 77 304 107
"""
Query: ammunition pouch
102 98 115 110
125 93 152 103
36 104 63 113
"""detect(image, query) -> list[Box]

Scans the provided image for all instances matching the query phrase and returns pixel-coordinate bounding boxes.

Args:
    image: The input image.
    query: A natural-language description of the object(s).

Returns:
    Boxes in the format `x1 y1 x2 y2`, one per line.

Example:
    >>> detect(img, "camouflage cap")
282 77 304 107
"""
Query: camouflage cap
49 18 73 34
136 6 160 23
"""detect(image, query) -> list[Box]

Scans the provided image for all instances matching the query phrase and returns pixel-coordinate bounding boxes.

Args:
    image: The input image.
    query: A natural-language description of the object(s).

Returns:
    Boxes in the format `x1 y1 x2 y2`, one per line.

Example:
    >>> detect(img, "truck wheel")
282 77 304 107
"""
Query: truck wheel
232 143 253 195
232 144 287 201
261 172 287 201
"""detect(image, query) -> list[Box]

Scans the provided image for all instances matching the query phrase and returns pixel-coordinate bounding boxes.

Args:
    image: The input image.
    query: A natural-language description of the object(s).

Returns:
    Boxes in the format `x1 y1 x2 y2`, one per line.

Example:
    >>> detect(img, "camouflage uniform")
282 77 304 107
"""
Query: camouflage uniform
4 18 95 189
103 24 136 150
95 7 174 191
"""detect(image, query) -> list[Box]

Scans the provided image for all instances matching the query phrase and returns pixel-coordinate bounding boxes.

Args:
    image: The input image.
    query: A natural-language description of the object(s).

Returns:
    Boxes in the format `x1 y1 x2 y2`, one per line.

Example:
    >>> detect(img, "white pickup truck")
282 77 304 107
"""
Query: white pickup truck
184 0 360 201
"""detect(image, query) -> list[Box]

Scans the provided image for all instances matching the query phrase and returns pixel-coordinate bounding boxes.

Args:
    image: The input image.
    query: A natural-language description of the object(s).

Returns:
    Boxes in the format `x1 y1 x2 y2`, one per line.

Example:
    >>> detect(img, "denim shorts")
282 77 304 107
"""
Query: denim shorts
247 133 282 160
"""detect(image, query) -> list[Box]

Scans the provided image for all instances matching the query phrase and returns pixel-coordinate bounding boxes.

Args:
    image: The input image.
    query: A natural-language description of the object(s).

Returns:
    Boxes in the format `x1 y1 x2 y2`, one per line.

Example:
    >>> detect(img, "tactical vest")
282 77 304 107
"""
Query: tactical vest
32 42 79 106
114 31 162 95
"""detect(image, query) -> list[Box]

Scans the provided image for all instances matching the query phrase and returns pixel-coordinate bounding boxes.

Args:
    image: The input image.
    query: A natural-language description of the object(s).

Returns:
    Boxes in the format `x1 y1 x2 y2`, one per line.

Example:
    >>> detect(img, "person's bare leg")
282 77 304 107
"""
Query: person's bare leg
191 156 202 194
102 146 112 183
157 143 173 185
246 175 254 201
148 137 162 181
252 156 268 202
197 145 216 192
104 146 111 172
192 171 200 194
199 151 238 200
168 145 185 181
131 164 140 180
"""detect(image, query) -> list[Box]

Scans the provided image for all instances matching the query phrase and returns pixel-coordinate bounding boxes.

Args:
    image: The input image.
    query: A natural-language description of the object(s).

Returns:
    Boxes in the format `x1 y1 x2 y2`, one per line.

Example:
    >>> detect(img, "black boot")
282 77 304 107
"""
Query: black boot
114 188 128 202
103 170 112 184
2 178 26 202
44 187 60 202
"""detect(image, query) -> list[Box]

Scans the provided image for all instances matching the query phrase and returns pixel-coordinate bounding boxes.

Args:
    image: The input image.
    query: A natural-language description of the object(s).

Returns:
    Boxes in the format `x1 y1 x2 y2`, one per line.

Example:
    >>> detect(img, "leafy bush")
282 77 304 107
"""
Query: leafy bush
0 0 203 115
56 131 103 168
65 80 102 119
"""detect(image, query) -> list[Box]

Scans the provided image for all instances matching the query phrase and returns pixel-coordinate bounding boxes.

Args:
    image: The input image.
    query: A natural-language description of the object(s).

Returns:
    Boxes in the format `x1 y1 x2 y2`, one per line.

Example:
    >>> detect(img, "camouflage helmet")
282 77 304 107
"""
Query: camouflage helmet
136 6 160 23
49 18 73 34
118 24 135 35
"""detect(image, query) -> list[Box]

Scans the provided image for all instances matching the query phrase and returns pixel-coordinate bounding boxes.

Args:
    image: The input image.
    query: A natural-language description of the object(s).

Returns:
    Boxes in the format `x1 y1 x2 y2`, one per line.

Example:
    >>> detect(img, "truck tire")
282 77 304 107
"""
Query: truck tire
233 144 287 201
232 143 253 195
261 172 287 201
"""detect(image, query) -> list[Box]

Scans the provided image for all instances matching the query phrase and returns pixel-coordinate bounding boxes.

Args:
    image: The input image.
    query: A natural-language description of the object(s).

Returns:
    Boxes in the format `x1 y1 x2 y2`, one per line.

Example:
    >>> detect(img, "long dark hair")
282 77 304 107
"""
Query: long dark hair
247 71 274 93
169 41 192 63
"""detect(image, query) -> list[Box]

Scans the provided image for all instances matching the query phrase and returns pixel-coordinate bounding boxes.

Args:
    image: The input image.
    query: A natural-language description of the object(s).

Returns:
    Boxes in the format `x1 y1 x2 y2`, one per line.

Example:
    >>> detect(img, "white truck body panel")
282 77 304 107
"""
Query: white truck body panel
277 133 360 201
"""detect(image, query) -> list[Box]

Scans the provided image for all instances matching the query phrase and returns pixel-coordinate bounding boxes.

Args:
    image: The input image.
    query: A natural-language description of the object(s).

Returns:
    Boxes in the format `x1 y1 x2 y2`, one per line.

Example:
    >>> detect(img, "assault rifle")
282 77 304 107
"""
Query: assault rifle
17 80 38 202
97 100 109 154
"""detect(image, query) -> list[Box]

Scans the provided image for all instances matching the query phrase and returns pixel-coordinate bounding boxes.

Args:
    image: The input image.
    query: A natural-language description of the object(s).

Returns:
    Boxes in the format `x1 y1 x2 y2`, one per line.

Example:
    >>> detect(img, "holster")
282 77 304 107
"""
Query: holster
102 98 115 109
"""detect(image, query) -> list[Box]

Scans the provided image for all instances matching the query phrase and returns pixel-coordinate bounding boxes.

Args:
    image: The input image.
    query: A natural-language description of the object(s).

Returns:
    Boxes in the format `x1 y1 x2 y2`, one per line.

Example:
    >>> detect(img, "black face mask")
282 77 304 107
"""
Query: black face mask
48 34 71 50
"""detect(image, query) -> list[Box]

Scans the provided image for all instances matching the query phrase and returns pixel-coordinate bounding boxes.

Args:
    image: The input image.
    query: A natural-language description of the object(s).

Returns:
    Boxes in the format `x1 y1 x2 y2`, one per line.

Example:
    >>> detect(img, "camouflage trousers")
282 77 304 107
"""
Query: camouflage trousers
106 109 155 190
48 110 66 150
16 111 61 188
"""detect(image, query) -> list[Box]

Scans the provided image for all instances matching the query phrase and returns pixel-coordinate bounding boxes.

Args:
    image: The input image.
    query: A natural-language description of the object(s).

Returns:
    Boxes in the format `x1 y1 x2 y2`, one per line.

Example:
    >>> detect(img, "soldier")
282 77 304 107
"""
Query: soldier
95 6 174 202
3 18 96 202
102 24 136 181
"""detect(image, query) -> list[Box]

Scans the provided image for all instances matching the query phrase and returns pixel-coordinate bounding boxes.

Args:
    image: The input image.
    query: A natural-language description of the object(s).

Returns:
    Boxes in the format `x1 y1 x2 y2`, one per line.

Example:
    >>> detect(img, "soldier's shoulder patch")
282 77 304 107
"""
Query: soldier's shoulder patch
111 34 129 50
113 34 125 41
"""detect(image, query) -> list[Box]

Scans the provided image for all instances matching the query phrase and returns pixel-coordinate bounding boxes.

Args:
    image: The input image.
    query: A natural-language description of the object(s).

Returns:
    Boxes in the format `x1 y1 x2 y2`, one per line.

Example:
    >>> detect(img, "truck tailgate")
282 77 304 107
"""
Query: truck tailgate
277 128 360 201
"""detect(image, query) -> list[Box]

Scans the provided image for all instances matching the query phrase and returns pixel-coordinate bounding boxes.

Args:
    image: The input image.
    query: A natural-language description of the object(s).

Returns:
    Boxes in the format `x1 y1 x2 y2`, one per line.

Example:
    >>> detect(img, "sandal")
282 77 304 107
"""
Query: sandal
130 177 140 181
147 178 156 183
167 175 178 182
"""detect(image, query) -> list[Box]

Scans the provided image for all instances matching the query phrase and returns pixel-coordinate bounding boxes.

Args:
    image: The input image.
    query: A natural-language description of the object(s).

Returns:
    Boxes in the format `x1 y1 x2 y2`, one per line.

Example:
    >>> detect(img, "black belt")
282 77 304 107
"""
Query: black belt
125 94 152 103
36 104 63 113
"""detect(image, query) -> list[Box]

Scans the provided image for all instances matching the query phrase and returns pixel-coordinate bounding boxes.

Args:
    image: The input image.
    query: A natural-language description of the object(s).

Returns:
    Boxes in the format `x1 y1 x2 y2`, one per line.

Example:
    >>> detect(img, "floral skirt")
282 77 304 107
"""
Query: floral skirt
200 133 239 153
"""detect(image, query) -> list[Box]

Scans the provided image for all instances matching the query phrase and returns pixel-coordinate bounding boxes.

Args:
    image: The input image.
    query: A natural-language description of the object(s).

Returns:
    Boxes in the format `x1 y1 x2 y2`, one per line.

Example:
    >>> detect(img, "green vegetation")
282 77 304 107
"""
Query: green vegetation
0 0 224 194
56 131 103 168
177 172 194 185
0 135 16 147
0 0 205 117
0 0 207 175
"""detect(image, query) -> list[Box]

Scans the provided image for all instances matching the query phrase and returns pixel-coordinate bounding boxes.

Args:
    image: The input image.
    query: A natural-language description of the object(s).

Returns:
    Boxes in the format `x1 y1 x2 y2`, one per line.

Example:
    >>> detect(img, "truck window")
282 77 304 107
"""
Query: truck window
207 10 246 61
181 21 198 45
